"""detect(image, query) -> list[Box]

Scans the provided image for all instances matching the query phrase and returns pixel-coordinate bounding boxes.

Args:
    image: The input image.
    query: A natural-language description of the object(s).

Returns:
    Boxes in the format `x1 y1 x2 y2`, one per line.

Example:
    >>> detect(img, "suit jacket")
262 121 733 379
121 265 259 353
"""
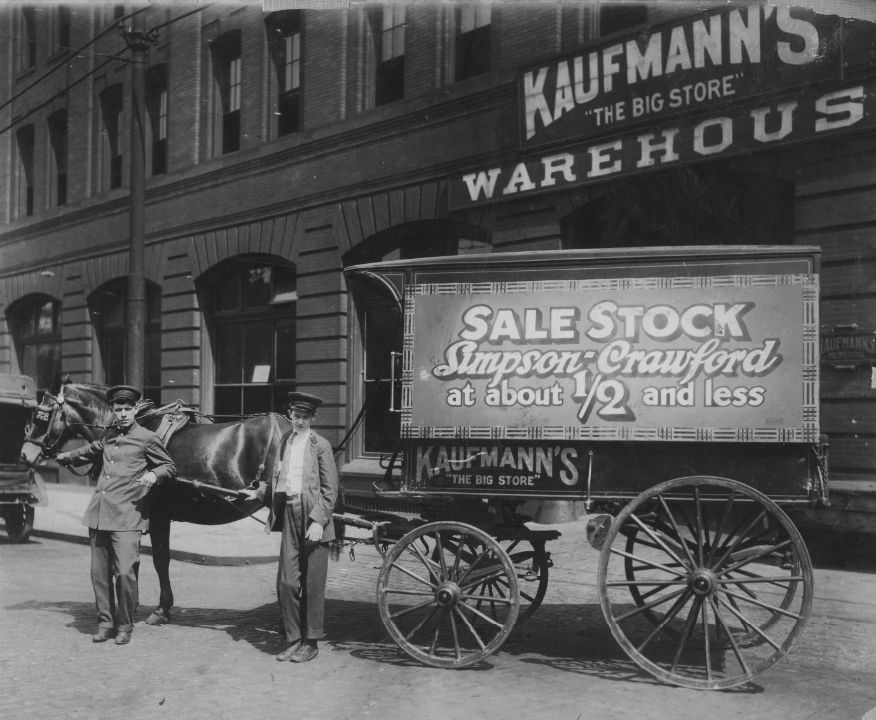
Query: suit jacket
72 423 176 532
253 430 339 539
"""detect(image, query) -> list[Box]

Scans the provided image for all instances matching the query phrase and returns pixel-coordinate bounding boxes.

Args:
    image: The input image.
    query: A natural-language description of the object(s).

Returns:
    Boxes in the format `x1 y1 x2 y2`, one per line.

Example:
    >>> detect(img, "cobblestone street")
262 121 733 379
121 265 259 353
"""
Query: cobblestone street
3 522 876 720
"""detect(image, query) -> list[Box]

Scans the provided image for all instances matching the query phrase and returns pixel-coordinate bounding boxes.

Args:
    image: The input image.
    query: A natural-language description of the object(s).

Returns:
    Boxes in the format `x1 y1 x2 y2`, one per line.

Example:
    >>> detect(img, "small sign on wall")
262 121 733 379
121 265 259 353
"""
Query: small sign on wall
820 328 876 369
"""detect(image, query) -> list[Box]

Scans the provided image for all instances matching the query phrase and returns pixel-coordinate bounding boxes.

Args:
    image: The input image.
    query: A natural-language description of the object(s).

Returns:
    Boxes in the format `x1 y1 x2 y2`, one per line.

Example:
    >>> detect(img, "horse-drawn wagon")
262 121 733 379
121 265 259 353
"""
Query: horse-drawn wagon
341 245 827 689
0 373 46 542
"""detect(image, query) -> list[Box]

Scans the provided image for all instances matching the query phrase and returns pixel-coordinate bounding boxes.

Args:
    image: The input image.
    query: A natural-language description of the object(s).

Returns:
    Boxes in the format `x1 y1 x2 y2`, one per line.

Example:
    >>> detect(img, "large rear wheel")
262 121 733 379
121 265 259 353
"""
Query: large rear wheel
598 476 813 690
377 521 520 668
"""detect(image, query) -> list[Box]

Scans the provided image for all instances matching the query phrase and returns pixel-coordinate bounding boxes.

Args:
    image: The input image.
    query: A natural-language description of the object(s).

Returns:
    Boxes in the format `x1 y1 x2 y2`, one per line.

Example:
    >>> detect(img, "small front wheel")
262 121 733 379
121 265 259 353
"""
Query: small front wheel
3 504 35 543
377 521 520 668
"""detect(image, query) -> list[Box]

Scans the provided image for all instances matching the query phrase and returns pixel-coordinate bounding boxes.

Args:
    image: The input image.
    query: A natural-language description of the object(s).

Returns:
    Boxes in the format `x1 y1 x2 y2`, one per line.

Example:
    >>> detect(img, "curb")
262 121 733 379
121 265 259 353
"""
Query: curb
31 529 278 567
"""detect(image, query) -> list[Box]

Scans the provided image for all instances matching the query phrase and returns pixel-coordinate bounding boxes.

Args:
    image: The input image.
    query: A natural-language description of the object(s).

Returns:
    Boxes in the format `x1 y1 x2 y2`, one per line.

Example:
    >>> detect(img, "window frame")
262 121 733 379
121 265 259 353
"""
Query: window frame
146 65 169 175
47 109 68 207
266 11 303 137
198 256 298 421
373 5 405 106
454 4 491 82
212 31 243 155
100 84 124 190
15 124 35 217
7 294 62 396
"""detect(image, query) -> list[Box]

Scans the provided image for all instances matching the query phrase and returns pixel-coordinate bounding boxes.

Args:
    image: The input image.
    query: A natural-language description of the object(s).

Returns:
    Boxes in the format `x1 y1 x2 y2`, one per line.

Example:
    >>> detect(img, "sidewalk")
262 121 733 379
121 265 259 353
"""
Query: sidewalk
28 483 282 566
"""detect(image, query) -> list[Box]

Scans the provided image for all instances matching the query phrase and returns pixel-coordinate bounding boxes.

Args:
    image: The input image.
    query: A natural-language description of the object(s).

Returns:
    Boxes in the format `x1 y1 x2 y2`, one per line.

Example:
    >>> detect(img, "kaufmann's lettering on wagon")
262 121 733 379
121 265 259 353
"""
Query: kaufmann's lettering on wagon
430 300 782 422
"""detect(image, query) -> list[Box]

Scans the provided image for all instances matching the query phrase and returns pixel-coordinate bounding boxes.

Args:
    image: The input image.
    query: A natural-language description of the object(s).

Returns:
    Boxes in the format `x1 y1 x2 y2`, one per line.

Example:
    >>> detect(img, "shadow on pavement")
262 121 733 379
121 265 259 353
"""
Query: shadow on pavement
802 528 876 572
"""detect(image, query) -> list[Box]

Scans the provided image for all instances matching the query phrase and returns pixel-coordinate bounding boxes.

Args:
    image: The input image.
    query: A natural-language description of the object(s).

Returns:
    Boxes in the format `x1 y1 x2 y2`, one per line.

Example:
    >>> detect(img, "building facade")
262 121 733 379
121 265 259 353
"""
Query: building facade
1 2 874 530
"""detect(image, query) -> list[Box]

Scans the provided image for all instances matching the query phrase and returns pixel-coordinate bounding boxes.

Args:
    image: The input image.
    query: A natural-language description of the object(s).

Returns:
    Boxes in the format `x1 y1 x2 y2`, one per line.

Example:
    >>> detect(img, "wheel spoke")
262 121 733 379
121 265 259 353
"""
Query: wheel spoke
452 605 488 650
457 598 508 629
610 547 689 578
715 594 783 652
388 557 437 589
636 590 694 652
402 604 440 640
657 495 698 568
708 595 751 677
629 513 690 570
700 597 712 682
670 596 703 673
616 586 688 623
390 598 437 621
719 588 804 622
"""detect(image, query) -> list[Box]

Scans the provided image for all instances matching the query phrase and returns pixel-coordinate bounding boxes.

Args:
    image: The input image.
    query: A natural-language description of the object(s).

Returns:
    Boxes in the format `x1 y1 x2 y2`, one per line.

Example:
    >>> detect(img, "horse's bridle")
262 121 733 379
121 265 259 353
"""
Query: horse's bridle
23 390 109 466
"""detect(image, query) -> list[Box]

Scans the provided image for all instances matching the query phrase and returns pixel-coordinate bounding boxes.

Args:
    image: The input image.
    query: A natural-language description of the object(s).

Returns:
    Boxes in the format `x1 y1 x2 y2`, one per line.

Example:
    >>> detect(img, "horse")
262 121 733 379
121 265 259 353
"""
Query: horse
19 379 301 626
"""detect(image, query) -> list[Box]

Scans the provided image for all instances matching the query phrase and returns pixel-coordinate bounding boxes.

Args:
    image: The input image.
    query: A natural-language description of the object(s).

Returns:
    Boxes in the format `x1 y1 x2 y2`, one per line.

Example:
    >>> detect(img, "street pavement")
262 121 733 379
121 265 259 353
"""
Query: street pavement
1 483 876 720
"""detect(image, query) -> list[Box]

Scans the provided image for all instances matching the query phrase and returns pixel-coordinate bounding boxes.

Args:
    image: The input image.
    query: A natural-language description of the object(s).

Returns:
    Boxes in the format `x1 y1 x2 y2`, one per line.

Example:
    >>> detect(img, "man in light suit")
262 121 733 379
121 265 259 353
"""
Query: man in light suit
242 391 339 663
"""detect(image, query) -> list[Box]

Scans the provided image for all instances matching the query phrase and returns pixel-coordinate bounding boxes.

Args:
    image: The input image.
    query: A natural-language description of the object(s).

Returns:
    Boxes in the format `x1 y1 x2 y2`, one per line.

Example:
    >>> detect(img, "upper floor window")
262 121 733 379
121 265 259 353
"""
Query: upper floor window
51 5 72 54
47 109 68 207
15 125 35 218
599 2 647 36
267 12 302 136
455 4 491 81
146 65 168 175
198 256 297 420
372 5 405 106
17 6 37 71
7 295 62 396
100 84 124 190
90 278 162 404
212 31 242 155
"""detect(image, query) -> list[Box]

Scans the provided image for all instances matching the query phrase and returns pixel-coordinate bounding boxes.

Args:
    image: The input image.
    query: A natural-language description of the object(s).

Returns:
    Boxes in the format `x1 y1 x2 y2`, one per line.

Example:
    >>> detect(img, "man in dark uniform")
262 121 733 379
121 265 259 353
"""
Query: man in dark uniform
56 384 176 645
241 391 339 663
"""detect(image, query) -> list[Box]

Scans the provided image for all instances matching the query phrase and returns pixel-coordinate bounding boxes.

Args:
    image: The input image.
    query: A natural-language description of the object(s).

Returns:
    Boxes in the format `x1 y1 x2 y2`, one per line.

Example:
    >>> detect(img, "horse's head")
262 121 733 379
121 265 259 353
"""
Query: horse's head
20 381 111 466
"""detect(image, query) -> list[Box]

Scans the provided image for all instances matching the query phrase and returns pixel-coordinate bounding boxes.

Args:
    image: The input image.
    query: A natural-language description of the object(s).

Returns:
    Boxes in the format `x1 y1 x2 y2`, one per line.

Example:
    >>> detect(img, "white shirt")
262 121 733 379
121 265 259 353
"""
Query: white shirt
283 430 310 495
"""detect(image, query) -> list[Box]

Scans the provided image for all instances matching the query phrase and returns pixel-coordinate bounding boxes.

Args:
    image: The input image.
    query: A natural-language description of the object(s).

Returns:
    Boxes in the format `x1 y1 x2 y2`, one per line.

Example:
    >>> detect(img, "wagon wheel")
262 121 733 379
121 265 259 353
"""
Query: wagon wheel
2 505 34 543
436 535 550 623
377 521 520 668
597 476 813 690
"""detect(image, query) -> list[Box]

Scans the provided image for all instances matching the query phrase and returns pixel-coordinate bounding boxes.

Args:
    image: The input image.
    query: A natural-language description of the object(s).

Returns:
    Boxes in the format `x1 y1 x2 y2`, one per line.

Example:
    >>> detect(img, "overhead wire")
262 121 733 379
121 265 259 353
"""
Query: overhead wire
0 6 149 114
0 3 213 138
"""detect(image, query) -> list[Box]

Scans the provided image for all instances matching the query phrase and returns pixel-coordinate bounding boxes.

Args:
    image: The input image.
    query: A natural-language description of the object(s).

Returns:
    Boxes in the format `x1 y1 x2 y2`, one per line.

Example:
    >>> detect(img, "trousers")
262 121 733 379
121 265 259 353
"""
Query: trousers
277 495 329 643
89 528 141 632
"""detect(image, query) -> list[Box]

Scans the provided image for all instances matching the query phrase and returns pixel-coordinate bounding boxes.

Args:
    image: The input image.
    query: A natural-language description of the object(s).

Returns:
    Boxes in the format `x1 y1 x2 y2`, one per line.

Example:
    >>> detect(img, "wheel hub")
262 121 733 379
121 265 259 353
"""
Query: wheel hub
689 567 717 596
434 582 461 607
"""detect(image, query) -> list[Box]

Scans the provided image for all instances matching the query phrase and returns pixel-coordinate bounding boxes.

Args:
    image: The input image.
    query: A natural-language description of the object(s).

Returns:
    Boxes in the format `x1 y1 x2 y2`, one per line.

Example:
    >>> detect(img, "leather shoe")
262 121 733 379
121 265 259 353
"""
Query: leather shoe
92 628 115 643
276 641 301 661
114 631 132 645
289 641 318 663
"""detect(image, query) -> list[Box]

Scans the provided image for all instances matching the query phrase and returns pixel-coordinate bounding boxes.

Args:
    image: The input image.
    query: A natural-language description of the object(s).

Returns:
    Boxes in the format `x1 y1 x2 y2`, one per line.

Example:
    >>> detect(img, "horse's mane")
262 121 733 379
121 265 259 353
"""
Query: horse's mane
62 382 110 416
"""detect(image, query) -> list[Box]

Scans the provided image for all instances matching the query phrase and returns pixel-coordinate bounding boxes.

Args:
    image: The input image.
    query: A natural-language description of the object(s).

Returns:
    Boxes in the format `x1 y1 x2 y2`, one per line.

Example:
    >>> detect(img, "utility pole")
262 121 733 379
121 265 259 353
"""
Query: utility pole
120 15 157 392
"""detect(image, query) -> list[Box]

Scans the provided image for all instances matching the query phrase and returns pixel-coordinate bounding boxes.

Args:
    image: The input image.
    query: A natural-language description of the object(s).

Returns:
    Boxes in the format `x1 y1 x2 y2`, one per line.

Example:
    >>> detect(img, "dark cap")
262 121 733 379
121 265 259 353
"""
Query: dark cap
107 385 141 405
286 391 323 415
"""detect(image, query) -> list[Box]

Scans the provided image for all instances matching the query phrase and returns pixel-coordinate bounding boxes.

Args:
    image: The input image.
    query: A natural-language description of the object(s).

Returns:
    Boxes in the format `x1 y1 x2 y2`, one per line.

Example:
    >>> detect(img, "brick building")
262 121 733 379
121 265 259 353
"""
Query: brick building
0 1 874 530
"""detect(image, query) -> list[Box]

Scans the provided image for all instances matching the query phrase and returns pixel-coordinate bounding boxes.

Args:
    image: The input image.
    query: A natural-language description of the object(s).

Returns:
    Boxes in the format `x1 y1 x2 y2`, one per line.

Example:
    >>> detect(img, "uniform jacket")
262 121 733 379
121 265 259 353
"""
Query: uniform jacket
252 430 339 540
70 423 176 532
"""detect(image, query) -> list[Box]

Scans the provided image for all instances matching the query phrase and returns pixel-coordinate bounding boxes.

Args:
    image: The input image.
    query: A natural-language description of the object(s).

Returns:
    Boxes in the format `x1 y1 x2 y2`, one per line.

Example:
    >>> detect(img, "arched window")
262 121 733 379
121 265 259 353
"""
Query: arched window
198 255 297 420
344 221 490 455
89 279 162 403
7 294 62 396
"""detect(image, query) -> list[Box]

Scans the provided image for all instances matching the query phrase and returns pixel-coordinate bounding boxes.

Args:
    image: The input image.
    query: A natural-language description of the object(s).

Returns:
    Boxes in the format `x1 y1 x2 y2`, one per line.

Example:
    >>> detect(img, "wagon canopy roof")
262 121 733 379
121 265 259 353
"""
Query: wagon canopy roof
0 374 38 408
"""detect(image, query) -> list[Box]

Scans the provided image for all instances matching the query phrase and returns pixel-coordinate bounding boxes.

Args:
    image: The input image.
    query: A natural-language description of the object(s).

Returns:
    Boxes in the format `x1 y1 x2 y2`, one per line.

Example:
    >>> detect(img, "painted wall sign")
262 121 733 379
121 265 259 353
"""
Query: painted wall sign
519 5 872 148
820 330 876 366
401 273 819 443
449 80 875 209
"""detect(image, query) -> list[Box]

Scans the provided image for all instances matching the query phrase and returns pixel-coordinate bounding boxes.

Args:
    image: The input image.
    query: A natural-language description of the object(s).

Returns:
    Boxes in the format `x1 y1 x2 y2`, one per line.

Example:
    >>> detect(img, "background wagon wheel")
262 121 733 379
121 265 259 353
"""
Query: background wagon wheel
597 476 813 690
621 521 801 643
377 521 520 668
435 535 550 623
2 505 34 543
497 538 550 622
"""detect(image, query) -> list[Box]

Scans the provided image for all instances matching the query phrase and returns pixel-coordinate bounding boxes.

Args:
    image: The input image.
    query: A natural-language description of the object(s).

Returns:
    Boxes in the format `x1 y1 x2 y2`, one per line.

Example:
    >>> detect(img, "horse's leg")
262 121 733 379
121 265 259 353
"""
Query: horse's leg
146 513 173 625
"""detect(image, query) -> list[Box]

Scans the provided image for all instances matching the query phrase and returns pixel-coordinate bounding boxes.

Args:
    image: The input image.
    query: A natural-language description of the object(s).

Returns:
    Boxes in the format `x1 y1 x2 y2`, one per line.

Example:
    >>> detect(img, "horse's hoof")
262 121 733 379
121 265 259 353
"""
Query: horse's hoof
146 610 170 625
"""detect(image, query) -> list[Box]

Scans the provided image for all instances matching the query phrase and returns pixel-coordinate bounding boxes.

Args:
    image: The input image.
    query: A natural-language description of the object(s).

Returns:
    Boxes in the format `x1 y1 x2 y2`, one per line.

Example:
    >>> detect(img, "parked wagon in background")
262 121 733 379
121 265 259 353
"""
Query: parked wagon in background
339 245 828 690
0 374 46 542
